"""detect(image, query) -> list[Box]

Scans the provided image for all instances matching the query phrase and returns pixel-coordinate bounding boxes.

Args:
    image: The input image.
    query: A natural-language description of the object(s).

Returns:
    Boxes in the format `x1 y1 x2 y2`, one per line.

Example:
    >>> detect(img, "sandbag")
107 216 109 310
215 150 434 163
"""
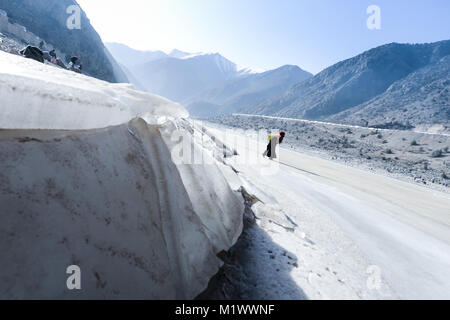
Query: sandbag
19 45 44 63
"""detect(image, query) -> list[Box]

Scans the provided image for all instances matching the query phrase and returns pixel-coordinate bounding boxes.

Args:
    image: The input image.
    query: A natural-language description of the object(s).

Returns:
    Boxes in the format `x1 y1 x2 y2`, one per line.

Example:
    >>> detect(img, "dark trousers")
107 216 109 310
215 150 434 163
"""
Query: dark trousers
266 141 272 157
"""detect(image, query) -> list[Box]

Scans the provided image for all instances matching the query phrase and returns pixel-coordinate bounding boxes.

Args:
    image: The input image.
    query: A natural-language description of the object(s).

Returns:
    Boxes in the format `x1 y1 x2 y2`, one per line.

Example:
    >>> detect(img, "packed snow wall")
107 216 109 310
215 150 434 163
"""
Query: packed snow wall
0 50 187 130
0 51 244 299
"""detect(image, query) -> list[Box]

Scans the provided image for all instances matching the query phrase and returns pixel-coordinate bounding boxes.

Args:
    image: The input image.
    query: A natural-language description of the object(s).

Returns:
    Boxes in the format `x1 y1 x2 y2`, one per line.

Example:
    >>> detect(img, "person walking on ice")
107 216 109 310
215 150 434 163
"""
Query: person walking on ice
263 131 285 159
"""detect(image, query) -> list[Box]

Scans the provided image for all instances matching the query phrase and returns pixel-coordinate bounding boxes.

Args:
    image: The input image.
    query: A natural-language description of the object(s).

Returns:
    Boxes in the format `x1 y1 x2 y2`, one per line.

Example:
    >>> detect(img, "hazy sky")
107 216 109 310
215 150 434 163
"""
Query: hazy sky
76 0 450 74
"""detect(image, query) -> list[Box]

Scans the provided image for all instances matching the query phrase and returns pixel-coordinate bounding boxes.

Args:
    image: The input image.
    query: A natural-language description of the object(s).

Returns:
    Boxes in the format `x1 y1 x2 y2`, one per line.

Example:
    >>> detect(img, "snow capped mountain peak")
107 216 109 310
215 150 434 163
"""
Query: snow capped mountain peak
177 51 212 59
237 66 267 76
210 53 238 77
174 52 269 79
107 43 311 106
168 49 191 58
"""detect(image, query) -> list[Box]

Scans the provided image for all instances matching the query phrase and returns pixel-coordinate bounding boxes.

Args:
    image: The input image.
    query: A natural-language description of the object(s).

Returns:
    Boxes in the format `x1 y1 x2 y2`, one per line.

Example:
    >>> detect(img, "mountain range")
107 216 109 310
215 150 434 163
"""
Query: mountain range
106 42 313 117
108 40 449 128
248 40 450 127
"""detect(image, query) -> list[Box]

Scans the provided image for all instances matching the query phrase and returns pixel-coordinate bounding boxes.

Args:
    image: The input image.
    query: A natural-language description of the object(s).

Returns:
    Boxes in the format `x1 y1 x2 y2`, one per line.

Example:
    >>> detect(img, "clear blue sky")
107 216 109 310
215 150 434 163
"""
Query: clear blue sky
77 0 450 74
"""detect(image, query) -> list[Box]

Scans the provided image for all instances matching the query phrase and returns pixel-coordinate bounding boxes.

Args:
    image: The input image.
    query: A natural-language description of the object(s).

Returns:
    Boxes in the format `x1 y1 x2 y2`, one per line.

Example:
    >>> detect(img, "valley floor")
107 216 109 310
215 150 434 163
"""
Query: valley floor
203 124 450 299
209 114 450 192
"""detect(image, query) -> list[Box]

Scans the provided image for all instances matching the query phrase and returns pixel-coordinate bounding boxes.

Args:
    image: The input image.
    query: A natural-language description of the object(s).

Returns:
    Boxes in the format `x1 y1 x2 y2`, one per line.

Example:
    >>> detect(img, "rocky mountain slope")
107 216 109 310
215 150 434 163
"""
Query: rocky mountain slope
246 40 450 127
0 0 126 83
329 55 450 128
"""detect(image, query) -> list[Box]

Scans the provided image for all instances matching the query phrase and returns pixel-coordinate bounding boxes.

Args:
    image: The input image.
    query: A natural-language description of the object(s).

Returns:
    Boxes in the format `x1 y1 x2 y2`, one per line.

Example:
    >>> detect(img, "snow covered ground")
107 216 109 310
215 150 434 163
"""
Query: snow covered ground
205 124 450 299
0 50 187 130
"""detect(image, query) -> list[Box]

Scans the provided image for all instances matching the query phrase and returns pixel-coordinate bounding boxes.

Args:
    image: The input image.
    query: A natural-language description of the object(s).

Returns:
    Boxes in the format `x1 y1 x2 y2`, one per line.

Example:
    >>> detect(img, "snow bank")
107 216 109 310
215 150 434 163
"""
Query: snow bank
0 52 243 299
0 50 188 130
